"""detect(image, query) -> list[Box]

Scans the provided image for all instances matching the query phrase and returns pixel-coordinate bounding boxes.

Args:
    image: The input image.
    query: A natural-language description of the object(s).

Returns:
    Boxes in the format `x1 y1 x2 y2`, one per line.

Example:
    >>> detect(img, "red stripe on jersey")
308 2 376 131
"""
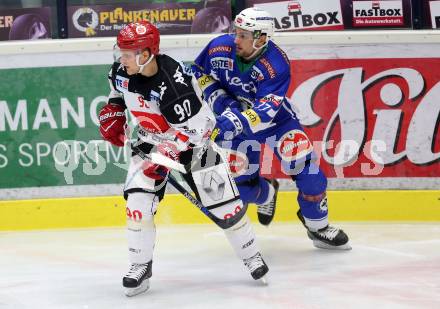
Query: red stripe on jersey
131 110 171 133
175 131 190 143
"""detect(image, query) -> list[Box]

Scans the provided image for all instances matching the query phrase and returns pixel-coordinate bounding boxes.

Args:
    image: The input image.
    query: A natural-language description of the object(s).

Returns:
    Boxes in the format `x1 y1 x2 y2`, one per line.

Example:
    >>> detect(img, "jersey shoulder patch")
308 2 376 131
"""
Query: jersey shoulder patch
206 34 234 57
257 43 290 80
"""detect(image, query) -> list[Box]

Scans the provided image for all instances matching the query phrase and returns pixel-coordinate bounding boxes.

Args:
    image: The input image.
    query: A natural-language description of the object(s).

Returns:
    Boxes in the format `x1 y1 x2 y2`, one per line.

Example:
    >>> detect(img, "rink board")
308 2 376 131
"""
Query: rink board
1 190 439 230
1 31 440 197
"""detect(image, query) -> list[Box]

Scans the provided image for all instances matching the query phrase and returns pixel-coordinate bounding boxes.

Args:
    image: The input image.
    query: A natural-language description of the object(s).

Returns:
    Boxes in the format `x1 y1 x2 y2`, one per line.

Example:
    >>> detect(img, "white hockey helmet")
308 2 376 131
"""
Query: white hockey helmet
234 7 274 40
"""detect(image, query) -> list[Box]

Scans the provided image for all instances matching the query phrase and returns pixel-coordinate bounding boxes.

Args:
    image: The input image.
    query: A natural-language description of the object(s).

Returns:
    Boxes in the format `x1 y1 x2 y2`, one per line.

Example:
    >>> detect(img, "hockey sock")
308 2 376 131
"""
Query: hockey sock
224 215 259 260
294 163 329 231
126 192 158 264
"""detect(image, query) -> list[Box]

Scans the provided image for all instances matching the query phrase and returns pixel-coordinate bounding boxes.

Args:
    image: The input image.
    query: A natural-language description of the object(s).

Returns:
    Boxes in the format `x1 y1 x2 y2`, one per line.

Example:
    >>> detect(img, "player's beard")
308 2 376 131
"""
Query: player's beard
236 47 254 60
236 47 244 57
235 43 255 59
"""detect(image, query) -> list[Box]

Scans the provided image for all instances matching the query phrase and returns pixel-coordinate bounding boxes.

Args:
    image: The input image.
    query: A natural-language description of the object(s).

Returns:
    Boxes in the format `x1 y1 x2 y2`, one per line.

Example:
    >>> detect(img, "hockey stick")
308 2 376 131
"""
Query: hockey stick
130 142 247 229
131 140 188 174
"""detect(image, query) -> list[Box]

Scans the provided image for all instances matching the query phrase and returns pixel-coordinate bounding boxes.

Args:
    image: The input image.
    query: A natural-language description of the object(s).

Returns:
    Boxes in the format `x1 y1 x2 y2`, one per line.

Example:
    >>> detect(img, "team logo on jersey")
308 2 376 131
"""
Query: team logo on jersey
173 66 188 86
278 129 313 161
115 76 129 91
227 150 249 177
211 57 233 71
261 94 283 107
158 82 167 99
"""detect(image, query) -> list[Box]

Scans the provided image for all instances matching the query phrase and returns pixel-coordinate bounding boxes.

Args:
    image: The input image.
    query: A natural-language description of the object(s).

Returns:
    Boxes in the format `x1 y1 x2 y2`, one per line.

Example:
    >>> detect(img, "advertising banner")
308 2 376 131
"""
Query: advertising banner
341 0 412 28
0 7 51 41
245 0 412 30
351 0 404 26
67 1 231 38
266 57 440 178
428 0 440 28
1 42 439 190
246 0 345 31
0 65 128 189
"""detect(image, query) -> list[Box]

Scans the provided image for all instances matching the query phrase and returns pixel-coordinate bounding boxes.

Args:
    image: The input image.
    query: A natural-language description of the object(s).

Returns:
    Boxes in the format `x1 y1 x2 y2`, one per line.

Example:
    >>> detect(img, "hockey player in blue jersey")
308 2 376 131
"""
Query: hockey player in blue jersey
192 7 351 250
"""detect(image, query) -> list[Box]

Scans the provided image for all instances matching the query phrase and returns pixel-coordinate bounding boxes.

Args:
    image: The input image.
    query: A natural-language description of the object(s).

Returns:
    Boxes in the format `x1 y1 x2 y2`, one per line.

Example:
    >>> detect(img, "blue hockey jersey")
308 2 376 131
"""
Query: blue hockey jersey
192 34 295 137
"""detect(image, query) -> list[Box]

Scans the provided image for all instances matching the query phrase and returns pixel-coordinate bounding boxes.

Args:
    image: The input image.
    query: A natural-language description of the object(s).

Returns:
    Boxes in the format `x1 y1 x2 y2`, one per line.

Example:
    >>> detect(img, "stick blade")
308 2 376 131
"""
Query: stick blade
150 152 187 174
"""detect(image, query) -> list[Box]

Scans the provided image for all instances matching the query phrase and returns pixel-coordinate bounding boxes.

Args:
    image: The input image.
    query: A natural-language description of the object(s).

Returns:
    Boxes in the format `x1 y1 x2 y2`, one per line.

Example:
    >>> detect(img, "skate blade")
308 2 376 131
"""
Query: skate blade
258 276 269 286
313 240 352 251
124 279 150 297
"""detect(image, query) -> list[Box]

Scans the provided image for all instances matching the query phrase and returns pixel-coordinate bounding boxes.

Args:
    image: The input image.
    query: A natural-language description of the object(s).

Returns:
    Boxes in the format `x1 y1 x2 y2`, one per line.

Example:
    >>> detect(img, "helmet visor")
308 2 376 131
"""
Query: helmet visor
113 44 140 62
113 44 121 62
230 27 256 41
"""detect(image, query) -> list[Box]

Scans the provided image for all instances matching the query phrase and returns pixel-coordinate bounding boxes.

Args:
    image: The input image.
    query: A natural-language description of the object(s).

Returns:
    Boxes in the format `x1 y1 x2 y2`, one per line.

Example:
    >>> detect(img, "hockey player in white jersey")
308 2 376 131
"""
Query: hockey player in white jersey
98 21 268 297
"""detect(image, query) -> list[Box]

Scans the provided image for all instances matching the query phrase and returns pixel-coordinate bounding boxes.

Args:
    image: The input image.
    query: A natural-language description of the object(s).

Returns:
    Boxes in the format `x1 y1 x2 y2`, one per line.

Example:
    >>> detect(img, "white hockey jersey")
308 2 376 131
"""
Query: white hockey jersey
107 54 215 151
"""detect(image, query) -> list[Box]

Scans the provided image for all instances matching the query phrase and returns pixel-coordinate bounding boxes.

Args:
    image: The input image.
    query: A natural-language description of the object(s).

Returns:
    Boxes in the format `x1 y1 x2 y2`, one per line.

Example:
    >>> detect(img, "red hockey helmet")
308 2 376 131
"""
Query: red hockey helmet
116 20 160 55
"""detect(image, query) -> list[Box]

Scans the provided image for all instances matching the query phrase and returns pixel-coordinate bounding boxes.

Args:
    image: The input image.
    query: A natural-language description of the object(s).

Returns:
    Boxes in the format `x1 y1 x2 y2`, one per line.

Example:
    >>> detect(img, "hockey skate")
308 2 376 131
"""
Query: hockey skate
243 252 269 284
123 261 152 297
257 179 279 226
297 210 351 250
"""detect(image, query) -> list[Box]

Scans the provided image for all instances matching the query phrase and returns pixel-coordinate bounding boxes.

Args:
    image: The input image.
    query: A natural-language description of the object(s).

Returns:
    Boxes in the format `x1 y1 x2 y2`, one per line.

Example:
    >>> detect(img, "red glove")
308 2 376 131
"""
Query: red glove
142 141 181 180
99 104 126 147
142 161 168 180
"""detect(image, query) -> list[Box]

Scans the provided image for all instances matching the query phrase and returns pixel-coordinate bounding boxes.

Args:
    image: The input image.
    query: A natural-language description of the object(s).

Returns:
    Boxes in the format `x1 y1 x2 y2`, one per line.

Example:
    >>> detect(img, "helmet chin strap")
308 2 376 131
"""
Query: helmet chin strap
136 53 155 74
243 37 269 61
